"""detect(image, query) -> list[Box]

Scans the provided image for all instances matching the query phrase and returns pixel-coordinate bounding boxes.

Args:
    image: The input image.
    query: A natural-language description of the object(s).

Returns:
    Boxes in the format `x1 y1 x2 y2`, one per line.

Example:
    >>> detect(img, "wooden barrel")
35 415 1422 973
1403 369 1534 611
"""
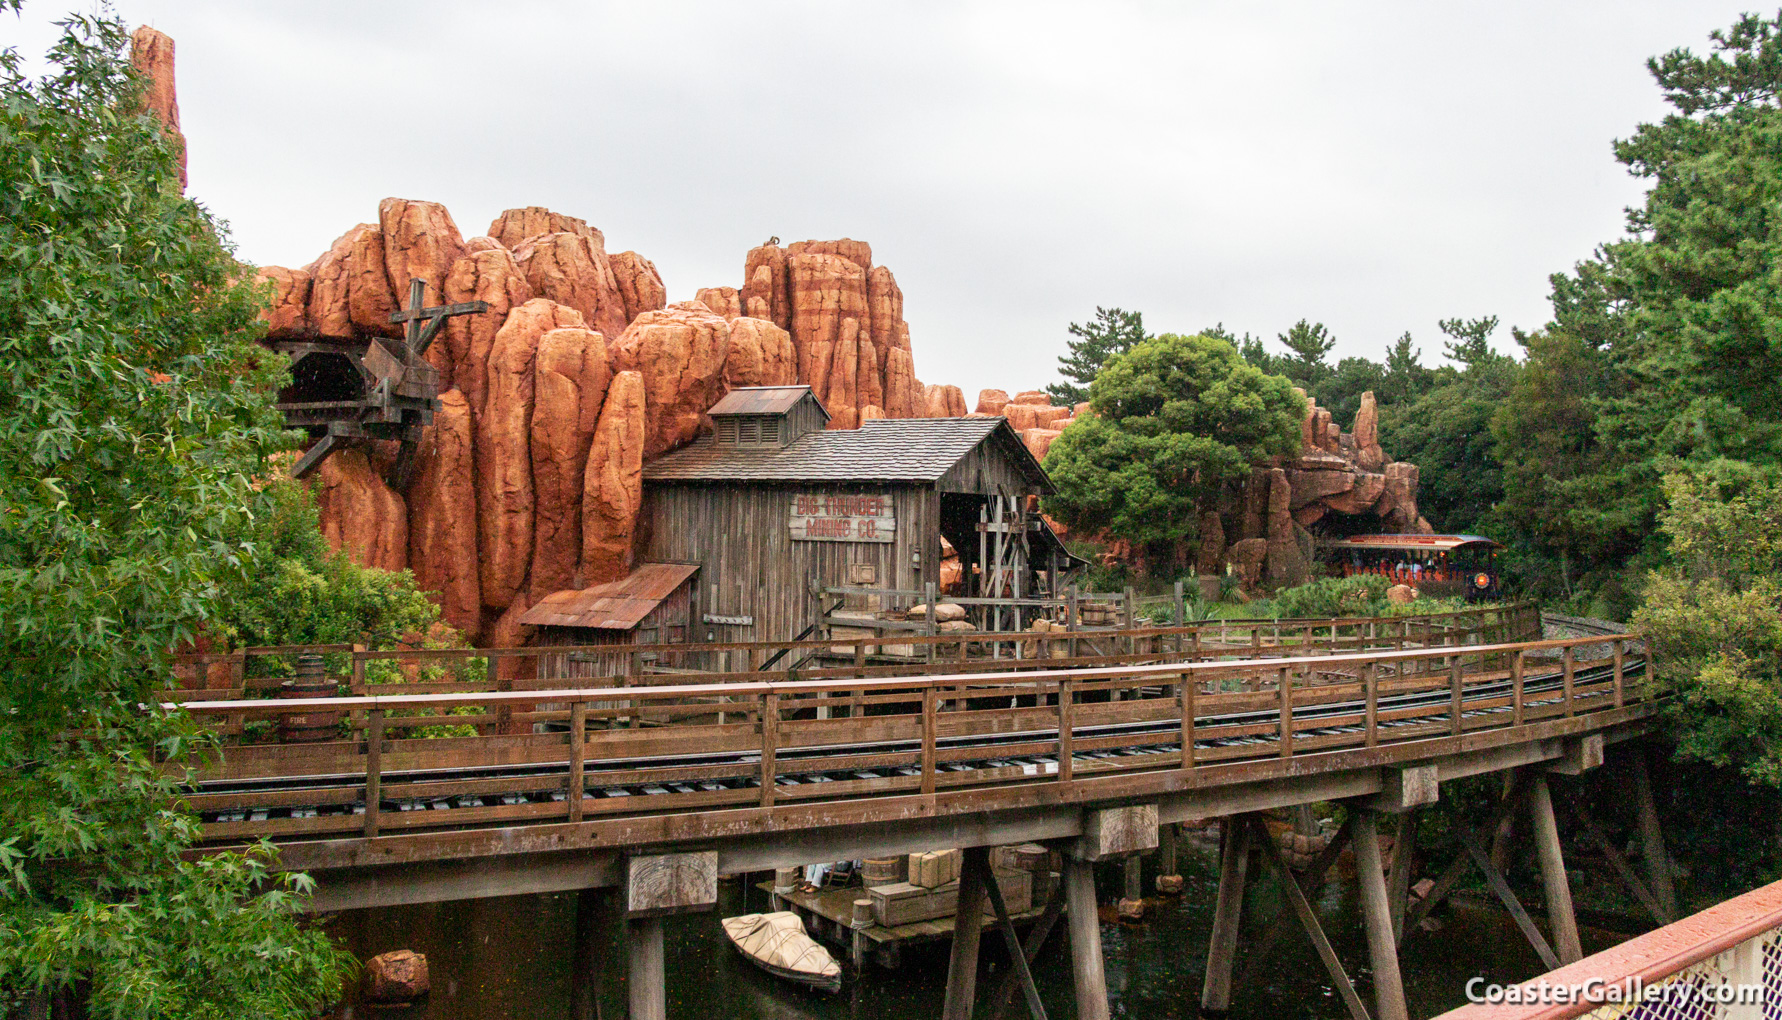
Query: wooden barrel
862 856 906 887
279 653 340 743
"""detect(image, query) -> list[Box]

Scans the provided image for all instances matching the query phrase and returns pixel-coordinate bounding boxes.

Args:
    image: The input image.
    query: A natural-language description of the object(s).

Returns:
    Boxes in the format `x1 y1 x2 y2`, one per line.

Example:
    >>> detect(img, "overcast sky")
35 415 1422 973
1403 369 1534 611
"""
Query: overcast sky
4 2 1748 399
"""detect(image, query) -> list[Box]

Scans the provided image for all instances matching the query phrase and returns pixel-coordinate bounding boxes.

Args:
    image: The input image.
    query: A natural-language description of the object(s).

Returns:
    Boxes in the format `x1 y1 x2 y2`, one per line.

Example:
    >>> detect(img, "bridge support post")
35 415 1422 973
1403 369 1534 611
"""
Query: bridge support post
573 887 612 1020
626 916 665 1020
1201 814 1253 1013
1630 746 1679 922
1063 853 1109 1020
942 846 990 1020
623 851 717 1020
1529 774 1583 964
1354 807 1409 1020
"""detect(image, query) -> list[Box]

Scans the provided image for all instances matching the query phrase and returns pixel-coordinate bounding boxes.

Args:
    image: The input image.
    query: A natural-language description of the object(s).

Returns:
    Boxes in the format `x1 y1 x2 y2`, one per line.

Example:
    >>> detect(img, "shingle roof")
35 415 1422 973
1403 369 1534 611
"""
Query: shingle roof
643 416 1051 489
517 562 701 629
706 385 827 418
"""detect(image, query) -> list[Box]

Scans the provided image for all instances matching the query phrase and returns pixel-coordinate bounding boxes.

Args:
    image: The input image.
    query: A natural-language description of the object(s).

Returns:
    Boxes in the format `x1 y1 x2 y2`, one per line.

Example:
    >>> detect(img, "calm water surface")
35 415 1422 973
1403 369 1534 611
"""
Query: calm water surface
326 850 1629 1020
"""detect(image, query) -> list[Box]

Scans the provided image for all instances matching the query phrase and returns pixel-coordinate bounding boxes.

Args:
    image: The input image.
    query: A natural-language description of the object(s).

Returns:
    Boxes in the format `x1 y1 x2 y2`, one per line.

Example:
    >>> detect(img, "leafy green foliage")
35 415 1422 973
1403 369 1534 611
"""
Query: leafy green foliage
1276 319 1337 388
1043 333 1303 556
1634 468 1782 785
1265 574 1393 619
0 13 350 1013
1046 306 1149 405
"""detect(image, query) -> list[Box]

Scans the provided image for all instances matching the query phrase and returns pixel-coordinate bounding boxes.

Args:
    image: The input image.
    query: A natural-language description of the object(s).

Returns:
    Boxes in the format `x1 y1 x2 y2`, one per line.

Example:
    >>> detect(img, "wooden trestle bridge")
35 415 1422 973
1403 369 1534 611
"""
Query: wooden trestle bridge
171 603 1668 1020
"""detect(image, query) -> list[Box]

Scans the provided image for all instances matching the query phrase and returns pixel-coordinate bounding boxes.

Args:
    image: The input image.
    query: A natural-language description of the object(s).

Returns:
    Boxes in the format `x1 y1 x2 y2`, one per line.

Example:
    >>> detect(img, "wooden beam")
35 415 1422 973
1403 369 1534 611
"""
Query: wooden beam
1201 815 1252 1012
627 916 665 1020
1249 816 1372 1020
1064 854 1110 1020
1455 820 1560 970
1237 815 1355 988
1555 787 1670 925
942 846 989 1020
1352 808 1409 1020
985 880 1067 1020
982 854 1048 1020
1629 747 1679 922
1528 774 1583 964
1400 772 1531 943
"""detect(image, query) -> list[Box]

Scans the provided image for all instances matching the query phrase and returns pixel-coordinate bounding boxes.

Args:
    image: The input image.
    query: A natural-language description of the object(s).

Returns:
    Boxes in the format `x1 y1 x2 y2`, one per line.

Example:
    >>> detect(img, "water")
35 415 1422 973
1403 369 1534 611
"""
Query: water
325 850 1630 1019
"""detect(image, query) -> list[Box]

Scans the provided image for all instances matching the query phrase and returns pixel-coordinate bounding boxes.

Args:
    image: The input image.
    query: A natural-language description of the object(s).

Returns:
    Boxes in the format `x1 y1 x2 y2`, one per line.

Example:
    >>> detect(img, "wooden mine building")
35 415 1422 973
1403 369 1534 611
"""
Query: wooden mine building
639 386 1073 645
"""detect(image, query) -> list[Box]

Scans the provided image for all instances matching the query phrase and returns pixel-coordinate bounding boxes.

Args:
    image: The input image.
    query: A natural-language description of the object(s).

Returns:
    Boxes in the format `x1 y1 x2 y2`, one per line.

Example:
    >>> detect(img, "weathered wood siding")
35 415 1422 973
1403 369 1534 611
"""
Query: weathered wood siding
937 433 1041 497
642 482 940 644
783 395 829 445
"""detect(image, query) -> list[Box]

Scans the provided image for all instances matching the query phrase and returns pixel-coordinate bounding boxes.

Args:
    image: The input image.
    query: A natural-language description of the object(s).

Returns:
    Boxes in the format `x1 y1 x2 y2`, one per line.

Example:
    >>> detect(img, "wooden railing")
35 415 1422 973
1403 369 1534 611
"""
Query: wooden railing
174 630 1644 848
169 602 1543 707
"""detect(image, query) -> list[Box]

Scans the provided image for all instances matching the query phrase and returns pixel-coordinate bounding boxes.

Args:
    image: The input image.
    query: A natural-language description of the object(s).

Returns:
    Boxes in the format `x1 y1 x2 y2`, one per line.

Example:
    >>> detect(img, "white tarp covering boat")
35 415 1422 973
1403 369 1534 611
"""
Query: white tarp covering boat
721 911 843 992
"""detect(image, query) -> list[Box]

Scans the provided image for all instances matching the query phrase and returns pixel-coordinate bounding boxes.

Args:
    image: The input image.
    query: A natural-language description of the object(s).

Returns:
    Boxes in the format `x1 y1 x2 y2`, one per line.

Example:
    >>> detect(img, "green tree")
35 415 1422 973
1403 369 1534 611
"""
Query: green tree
0 12 350 1014
1309 356 1389 425
1043 334 1304 557
1276 319 1336 388
1634 467 1782 785
1046 306 1149 404
1380 331 1436 406
1378 317 1519 534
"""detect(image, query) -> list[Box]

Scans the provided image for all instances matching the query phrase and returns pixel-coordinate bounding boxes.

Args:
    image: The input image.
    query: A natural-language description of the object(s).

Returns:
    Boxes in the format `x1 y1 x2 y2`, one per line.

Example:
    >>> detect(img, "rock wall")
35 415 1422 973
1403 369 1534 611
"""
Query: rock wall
258 198 949 646
129 27 185 190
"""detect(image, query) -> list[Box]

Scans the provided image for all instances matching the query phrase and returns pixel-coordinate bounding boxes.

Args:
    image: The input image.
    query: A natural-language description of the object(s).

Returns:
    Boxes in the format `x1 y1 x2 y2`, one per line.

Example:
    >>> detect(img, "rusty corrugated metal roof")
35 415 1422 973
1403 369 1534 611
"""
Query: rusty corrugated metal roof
642 417 1052 491
706 386 828 418
517 562 700 630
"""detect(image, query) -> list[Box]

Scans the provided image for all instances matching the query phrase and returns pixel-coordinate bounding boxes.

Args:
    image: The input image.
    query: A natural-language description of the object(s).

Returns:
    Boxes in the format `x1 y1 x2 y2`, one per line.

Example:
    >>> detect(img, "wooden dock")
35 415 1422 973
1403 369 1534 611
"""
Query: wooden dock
761 878 1054 970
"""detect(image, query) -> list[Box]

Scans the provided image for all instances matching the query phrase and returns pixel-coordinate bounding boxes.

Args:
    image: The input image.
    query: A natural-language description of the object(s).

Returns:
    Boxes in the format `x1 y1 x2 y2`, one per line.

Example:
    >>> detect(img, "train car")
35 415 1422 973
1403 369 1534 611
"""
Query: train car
1319 533 1505 602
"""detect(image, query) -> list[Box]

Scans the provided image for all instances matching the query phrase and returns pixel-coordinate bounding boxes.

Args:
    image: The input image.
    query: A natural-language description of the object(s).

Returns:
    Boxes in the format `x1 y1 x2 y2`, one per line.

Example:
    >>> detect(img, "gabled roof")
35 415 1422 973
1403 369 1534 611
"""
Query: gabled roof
706 385 829 419
1322 534 1504 553
517 562 700 630
642 416 1052 490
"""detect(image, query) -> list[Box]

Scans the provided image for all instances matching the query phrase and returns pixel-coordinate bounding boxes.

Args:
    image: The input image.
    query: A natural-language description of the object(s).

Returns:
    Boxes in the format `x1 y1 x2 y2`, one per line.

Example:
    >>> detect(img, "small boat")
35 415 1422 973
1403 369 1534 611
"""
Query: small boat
721 912 844 993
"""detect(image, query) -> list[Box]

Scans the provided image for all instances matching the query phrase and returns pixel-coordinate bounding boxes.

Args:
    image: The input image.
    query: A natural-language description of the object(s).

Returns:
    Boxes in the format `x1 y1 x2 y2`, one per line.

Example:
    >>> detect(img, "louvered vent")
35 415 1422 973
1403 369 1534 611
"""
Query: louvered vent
714 414 782 448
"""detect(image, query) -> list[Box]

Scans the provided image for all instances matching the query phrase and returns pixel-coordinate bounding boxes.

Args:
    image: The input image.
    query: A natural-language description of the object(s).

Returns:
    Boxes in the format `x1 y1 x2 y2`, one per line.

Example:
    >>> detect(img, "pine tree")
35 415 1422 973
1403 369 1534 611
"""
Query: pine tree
1277 319 1336 387
1046 306 1148 404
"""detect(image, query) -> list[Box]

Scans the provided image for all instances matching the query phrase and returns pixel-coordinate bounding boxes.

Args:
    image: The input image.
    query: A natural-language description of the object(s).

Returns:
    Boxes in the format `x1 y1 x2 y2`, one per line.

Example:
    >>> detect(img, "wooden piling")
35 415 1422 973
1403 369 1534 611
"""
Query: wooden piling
1064 854 1110 1020
627 916 666 1020
1201 815 1252 1013
1353 808 1409 1020
942 846 990 1020
1630 747 1679 921
1529 774 1583 964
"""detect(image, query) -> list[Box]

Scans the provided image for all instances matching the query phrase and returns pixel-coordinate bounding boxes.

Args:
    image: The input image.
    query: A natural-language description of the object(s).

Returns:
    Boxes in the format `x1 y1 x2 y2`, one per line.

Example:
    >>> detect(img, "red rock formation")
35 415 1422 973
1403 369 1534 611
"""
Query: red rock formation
1196 511 1226 574
314 447 407 572
1003 403 1044 431
741 244 791 329
867 265 904 348
610 251 667 323
883 347 918 418
476 299 586 610
513 232 628 343
610 302 732 457
1020 428 1062 460
305 224 398 339
725 317 796 387
487 207 597 249
257 266 311 338
924 384 968 418
696 286 742 320
1229 538 1268 590
1009 391 1051 406
1353 391 1385 471
129 27 185 189
860 405 886 422
787 238 872 269
440 244 534 408
529 327 611 599
379 197 467 308
1265 467 1307 585
976 389 1010 416
826 318 861 429
407 389 481 639
1287 468 1355 509
582 370 645 583
788 253 869 412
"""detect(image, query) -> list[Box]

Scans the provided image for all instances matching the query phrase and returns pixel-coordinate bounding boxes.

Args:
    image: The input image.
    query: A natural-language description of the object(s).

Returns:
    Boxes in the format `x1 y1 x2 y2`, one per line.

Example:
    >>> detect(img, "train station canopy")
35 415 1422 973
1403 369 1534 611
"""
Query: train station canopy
1320 534 1505 553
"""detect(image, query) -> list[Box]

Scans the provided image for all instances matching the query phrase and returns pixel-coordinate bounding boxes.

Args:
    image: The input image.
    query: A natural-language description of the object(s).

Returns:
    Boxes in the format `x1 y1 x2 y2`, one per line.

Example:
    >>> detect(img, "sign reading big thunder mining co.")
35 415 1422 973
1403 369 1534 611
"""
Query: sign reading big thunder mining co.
788 493 895 543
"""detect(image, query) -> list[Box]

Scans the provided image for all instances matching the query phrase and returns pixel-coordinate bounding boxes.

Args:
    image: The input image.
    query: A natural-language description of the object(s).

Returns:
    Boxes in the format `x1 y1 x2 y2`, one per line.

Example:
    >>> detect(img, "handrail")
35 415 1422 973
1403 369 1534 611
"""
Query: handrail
173 602 1538 665
173 631 1636 716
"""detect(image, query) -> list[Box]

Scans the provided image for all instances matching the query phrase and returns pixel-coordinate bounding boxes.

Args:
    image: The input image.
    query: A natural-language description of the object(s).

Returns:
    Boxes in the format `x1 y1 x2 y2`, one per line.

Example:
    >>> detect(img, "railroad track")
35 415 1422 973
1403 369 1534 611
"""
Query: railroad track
192 659 1638 830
